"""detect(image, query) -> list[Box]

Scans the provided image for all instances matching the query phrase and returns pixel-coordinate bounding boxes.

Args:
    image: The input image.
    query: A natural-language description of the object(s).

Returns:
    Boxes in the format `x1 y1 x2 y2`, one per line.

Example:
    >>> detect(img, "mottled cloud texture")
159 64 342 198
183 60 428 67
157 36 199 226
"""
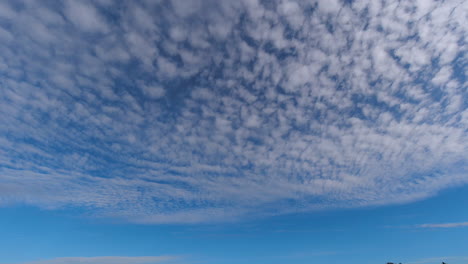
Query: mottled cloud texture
0 0 467 223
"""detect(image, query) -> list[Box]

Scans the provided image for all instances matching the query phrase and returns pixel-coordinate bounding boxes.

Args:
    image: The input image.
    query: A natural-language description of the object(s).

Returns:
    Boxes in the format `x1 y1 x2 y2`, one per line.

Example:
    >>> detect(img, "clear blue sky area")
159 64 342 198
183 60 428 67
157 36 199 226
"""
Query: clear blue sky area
1 185 468 264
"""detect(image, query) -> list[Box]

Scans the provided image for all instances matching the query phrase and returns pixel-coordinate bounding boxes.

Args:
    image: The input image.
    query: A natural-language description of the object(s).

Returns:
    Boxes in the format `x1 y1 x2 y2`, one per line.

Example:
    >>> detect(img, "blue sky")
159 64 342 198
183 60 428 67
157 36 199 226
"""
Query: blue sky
0 0 467 263
2 186 468 264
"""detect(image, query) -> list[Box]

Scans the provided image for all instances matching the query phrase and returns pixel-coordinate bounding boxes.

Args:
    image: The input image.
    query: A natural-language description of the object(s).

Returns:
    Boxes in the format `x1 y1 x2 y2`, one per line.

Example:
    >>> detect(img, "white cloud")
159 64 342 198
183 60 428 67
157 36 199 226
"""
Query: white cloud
0 1 16 19
142 84 166 99
317 0 341 13
171 0 202 18
65 0 108 32
417 222 468 229
0 26 13 42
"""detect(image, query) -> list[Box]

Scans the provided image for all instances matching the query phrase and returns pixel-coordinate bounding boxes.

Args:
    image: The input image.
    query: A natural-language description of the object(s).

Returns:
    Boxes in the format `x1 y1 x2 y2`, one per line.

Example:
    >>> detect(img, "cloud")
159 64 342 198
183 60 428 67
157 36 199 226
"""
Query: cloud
10 256 176 264
0 0 466 223
417 222 468 228
64 0 109 33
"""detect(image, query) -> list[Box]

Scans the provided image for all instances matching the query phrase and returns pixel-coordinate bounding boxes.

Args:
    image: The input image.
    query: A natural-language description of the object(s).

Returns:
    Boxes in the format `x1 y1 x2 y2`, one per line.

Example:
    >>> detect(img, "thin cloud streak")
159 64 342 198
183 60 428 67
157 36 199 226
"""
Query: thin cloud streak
417 222 468 228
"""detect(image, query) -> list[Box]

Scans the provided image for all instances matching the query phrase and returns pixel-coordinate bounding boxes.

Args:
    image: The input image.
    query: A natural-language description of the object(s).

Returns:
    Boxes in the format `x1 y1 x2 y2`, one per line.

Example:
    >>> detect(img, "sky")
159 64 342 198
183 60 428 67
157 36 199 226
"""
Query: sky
0 0 467 263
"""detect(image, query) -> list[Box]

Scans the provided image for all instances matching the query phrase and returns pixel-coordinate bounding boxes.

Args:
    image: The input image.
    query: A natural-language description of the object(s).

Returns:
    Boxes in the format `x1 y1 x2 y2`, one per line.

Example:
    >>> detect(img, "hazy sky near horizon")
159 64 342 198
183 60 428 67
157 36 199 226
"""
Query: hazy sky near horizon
0 0 467 263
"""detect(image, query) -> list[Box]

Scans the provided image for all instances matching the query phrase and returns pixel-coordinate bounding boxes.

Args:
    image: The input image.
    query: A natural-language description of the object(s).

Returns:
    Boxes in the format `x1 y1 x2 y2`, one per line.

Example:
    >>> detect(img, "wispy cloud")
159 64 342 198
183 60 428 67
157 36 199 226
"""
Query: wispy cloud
0 0 466 223
10 256 177 264
417 222 468 228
